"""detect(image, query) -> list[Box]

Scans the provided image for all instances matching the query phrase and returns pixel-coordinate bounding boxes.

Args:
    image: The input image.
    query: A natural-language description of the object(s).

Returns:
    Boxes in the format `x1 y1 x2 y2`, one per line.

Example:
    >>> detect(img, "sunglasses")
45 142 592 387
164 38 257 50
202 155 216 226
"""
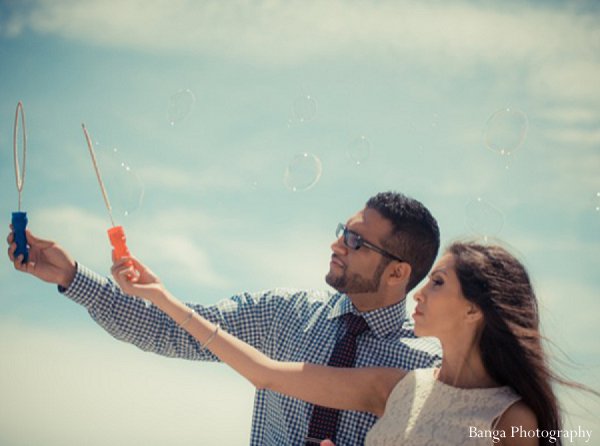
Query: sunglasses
336 223 404 263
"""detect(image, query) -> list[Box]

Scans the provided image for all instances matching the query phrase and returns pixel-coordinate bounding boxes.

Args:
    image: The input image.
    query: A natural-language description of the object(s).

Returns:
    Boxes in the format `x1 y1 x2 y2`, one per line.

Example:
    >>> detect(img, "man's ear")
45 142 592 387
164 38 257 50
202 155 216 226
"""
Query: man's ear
387 262 412 289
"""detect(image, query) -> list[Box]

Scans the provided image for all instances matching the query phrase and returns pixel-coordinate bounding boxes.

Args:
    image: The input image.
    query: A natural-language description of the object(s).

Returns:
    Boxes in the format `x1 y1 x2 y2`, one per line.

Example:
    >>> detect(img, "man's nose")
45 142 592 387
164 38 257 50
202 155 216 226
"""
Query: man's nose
331 236 347 255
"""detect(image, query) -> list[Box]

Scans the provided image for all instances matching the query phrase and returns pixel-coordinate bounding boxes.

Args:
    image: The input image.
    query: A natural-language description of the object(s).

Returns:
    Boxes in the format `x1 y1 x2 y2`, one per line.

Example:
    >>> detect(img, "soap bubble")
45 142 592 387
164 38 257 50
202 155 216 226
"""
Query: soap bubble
594 192 600 212
484 108 528 155
292 95 318 123
95 144 145 220
283 153 322 192
167 89 195 126
465 197 504 240
347 136 372 165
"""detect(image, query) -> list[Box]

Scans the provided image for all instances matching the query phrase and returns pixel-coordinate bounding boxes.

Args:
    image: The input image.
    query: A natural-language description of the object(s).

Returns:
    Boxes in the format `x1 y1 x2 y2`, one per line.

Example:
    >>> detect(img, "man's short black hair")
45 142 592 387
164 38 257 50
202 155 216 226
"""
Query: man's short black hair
366 191 440 291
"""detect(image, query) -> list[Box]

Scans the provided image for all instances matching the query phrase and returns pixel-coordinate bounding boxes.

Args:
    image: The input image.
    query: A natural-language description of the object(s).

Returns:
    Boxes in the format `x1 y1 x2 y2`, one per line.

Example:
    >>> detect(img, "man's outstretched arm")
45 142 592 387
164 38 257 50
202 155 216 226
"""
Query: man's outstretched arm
6 228 279 362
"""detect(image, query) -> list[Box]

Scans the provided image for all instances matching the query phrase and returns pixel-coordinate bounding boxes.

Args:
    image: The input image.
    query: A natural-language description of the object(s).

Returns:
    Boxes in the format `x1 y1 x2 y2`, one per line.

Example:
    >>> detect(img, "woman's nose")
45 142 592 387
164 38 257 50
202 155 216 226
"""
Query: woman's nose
413 287 424 302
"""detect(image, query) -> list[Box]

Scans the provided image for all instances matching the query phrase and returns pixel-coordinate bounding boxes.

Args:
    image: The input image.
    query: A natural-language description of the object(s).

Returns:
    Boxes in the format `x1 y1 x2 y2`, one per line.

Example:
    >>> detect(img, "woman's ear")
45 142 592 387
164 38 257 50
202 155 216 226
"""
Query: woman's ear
465 303 483 323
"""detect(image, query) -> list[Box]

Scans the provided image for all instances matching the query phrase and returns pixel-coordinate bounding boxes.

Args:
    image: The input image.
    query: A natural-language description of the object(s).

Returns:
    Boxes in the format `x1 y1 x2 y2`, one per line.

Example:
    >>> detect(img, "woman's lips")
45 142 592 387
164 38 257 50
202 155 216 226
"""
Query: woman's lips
412 307 424 318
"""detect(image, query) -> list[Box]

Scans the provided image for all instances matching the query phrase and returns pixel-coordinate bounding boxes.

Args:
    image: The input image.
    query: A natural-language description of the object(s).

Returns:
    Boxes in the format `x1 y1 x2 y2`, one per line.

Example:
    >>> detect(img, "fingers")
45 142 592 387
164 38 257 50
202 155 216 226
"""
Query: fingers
111 256 139 284
9 247 33 273
7 239 16 261
7 229 29 267
129 256 145 272
112 256 131 269
7 227 53 254
116 267 136 283
6 240 28 271
111 264 133 288
112 255 145 276
111 258 134 277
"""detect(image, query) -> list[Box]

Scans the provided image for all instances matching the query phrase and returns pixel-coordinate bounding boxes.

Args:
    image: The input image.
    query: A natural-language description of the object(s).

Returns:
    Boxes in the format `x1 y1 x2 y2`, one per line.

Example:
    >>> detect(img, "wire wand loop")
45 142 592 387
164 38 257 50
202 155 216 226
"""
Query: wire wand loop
82 123 115 227
13 101 27 211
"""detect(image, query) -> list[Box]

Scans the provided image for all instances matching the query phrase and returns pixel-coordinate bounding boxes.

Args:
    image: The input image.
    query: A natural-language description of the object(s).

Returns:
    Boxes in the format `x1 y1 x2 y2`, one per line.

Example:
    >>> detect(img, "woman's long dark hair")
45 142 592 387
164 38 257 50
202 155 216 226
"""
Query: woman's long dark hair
448 242 564 445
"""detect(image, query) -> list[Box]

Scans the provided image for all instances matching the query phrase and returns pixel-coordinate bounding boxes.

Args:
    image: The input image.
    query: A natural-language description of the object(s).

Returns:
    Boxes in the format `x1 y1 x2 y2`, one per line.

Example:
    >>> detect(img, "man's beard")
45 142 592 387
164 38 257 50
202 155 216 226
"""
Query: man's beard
326 257 390 294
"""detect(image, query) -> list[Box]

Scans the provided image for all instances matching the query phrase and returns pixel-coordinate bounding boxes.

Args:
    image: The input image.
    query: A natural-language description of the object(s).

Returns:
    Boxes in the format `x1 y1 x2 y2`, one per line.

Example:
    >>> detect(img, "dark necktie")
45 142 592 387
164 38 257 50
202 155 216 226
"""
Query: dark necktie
305 313 369 445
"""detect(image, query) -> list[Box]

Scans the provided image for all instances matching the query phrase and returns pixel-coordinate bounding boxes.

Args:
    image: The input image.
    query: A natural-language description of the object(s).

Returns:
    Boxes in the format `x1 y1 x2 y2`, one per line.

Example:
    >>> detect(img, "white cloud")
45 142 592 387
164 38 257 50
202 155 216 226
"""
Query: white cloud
529 59 600 103
222 228 332 291
136 138 287 195
4 0 599 117
536 278 600 356
138 164 248 194
540 106 600 125
34 205 111 270
137 233 230 289
30 206 229 289
25 203 334 293
511 235 600 262
3 0 597 69
0 319 254 446
543 128 600 146
526 150 600 205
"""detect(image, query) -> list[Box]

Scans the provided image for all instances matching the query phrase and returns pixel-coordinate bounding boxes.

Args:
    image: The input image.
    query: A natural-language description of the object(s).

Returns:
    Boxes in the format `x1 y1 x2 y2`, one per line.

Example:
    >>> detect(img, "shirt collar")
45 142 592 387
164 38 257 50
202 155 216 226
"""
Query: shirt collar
328 293 408 339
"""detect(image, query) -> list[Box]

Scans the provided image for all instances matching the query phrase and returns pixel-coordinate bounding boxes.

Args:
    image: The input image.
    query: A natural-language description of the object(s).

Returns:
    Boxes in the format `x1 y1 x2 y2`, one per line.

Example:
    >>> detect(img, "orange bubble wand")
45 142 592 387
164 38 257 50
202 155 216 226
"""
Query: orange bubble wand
81 123 133 270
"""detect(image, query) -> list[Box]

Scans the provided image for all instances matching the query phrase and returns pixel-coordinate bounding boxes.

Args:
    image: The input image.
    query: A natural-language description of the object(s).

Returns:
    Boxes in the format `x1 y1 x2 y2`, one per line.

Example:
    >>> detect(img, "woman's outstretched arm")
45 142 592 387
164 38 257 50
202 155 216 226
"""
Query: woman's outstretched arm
112 256 404 417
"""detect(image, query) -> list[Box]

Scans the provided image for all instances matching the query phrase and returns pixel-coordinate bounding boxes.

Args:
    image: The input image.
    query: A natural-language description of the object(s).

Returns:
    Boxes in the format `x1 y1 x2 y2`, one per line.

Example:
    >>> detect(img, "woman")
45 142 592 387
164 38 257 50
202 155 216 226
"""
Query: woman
111 242 565 445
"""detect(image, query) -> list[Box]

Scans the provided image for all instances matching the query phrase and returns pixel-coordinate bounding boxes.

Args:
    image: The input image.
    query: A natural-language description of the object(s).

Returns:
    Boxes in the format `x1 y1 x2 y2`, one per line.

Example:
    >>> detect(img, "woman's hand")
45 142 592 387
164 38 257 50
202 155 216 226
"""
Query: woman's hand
111 256 163 302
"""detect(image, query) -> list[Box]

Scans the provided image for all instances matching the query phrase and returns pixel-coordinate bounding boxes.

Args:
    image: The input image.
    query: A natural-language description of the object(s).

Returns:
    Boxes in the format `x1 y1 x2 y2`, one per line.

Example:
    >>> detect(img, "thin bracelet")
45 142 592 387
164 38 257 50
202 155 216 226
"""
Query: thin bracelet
200 324 220 351
179 308 196 327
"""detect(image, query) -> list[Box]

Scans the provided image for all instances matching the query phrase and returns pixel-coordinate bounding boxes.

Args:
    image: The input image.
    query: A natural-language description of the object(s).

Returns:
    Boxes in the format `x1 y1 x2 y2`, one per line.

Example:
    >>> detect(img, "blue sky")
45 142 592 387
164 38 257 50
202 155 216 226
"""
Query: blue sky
0 1 599 444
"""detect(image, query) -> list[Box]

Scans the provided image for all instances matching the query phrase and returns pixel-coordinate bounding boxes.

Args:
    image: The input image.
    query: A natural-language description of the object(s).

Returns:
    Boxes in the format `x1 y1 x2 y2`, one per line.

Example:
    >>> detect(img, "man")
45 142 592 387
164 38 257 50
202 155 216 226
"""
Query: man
8 191 442 446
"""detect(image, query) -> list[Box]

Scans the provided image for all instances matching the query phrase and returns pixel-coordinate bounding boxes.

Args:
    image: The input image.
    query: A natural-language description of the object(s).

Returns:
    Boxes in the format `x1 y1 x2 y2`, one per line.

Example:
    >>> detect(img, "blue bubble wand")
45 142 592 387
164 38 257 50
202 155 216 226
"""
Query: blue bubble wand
11 101 29 263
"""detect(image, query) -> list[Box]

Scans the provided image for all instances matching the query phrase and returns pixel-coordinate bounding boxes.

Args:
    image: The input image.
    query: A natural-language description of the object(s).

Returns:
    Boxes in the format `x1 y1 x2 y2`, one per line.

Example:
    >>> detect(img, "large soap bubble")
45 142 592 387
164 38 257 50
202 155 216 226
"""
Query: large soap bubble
292 95 318 123
167 89 196 126
465 197 504 241
484 108 528 155
95 143 144 219
347 136 372 166
283 153 322 192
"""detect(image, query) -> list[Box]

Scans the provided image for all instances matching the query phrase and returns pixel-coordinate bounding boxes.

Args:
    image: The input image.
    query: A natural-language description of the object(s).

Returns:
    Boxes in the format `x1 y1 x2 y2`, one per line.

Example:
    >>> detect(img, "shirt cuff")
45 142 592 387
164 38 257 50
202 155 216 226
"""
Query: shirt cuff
58 262 111 308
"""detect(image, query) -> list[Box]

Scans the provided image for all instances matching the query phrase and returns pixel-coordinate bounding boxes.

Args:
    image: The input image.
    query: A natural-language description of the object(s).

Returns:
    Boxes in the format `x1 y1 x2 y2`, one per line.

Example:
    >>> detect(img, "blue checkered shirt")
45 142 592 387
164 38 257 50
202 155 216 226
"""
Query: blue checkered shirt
62 264 442 446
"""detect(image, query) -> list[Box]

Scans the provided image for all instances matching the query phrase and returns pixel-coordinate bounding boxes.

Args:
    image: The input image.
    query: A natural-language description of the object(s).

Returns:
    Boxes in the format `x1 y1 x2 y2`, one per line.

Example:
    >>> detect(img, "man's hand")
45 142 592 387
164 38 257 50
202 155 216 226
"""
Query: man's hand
7 228 76 289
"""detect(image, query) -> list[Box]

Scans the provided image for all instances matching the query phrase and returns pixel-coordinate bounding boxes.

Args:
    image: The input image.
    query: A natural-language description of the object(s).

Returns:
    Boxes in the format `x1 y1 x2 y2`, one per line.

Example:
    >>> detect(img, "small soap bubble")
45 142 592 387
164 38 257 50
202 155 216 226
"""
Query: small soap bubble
484 108 528 155
347 136 372 165
96 145 145 220
594 192 600 212
292 95 318 123
167 89 195 126
283 153 322 192
465 197 504 241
